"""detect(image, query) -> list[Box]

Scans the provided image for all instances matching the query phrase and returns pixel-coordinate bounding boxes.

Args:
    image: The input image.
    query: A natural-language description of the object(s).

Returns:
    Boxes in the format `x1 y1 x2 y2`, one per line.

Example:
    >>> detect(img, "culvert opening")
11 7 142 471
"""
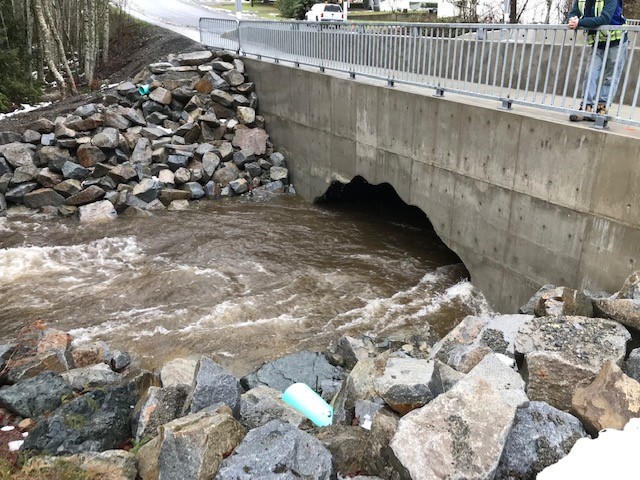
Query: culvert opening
316 176 487 340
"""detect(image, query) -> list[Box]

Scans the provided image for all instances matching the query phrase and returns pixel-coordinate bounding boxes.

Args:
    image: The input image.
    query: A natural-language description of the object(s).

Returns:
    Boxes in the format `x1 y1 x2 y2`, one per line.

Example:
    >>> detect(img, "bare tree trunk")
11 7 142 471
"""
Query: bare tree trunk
83 0 97 86
25 0 34 84
101 0 109 64
43 0 77 93
32 0 67 94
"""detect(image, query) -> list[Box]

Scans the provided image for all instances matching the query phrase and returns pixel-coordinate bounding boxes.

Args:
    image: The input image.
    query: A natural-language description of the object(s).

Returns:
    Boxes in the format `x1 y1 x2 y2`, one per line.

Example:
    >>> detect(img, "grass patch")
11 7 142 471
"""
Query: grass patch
14 459 101 480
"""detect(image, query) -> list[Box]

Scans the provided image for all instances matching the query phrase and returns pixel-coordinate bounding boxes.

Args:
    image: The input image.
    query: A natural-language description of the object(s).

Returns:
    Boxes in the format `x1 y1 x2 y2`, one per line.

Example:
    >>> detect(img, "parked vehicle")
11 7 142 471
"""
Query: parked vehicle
304 3 345 21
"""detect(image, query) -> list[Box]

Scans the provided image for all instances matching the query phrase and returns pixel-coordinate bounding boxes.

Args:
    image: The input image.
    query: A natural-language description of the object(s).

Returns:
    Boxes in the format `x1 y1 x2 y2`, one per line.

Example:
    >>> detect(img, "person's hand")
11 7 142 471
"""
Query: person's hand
568 16 579 29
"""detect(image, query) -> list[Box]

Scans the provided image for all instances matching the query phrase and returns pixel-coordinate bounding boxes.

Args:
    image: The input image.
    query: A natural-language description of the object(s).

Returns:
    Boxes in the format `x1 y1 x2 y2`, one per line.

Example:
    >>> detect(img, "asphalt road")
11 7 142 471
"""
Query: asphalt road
126 0 235 41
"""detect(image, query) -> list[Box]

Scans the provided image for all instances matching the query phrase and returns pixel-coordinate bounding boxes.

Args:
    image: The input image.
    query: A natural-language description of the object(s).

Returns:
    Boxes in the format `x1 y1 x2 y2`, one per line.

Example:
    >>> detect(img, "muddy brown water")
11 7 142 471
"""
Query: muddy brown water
0 194 491 376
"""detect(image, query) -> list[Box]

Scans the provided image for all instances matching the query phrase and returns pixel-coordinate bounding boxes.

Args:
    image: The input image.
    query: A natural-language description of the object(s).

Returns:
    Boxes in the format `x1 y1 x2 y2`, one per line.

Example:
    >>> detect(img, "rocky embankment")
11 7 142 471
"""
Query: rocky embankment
2 273 640 478
0 49 291 221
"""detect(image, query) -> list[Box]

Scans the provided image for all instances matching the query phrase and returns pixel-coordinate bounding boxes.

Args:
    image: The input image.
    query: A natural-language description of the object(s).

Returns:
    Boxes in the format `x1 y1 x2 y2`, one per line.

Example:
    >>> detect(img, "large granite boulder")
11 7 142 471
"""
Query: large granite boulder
241 351 345 401
496 401 587 479
430 313 534 365
515 315 629 411
0 371 73 419
373 357 436 414
22 381 139 454
572 360 640 435
137 404 245 480
390 354 525 479
79 200 117 223
160 356 199 387
239 385 306 429
215 420 333 480
184 356 241 416
132 385 189 441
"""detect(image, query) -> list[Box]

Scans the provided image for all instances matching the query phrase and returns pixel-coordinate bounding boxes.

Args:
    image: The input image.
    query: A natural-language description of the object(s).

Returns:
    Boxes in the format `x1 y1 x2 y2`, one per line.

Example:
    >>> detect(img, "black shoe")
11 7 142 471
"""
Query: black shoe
569 104 593 122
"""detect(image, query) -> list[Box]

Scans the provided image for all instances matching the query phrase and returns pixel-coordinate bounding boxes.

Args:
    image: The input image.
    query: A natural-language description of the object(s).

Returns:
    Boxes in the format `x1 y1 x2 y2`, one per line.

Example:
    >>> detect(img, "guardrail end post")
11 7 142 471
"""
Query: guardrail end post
499 99 513 110
350 71 356 79
387 79 394 87
295 61 300 68
274 58 279 64
435 87 444 97
320 66 325 72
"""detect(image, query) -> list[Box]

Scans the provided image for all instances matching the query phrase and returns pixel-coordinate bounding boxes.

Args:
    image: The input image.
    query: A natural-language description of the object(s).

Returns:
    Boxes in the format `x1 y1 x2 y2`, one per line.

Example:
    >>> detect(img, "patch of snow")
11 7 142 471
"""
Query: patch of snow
0 102 52 120
8 440 23 451
0 426 14 432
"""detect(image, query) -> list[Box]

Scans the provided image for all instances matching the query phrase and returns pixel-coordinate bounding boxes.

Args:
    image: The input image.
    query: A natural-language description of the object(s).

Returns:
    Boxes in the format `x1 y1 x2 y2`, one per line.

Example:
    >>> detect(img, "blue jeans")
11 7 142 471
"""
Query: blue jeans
582 39 628 107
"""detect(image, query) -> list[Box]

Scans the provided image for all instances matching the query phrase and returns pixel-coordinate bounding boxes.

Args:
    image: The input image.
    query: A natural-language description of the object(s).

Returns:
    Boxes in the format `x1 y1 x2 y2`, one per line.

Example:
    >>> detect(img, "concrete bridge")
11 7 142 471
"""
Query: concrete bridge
244 58 640 311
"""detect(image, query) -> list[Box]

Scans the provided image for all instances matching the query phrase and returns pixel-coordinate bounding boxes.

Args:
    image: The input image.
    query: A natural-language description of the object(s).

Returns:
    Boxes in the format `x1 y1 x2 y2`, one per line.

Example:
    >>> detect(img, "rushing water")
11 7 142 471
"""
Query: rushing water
0 191 491 376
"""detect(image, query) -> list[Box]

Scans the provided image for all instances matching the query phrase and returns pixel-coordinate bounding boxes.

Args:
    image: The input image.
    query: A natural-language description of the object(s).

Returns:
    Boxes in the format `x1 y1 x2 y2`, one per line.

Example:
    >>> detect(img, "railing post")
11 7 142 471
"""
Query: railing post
499 98 513 110
435 87 444 97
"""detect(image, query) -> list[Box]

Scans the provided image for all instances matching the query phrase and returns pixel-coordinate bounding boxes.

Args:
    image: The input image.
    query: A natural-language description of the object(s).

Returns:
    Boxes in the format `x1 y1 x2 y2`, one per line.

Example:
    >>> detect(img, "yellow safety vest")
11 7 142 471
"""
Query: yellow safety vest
577 0 623 45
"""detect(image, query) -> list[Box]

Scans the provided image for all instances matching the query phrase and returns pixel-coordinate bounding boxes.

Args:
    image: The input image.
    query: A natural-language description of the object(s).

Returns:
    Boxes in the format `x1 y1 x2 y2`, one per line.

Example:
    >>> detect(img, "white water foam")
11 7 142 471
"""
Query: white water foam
0 236 144 283
327 268 492 335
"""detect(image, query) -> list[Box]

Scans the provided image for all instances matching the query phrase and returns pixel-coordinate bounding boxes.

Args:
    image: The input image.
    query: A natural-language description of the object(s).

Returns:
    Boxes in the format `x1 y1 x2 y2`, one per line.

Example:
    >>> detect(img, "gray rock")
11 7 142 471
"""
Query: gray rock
232 149 254 168
0 131 24 144
211 89 235 107
149 87 172 105
239 386 307 430
73 103 99 118
131 137 152 164
22 129 42 144
391 359 520 480
215 420 333 480
0 142 36 168
109 163 138 183
167 155 189 171
104 110 131 130
593 298 640 331
132 178 161 203
212 166 239 186
624 347 640 382
36 168 63 188
534 287 594 317
515 315 630 411
211 60 235 72
373 357 436 415
110 350 131 372
519 284 557 315
222 70 245 87
0 371 73 419
181 181 205 199
62 161 89 180
195 71 228 94
496 401 587 480
202 152 220 180
132 385 189 441
173 167 191 184
229 178 248 194
270 166 289 182
39 146 73 171
92 127 120 149
430 313 534 365
124 108 147 127
241 351 345 402
185 356 242 416
427 360 466 397
40 133 55 146
23 188 66 208
66 185 106 206
328 337 379 372
5 182 37 202
79 200 117 223
54 179 83 198
137 405 245 480
270 152 286 167
177 50 214 66
316 425 369 476
159 189 191 206
12 165 39 183
62 363 122 390
0 193 6 215
160 356 199 387
28 118 55 133
22 381 140 455
232 128 269 156
616 271 640 299
244 161 262 178
217 142 234 161
65 113 103 131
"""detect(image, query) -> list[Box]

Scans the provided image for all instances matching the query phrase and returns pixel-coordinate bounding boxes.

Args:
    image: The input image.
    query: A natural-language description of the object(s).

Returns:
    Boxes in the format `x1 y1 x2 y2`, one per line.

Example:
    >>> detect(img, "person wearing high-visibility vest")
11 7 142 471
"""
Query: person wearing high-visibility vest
567 0 628 121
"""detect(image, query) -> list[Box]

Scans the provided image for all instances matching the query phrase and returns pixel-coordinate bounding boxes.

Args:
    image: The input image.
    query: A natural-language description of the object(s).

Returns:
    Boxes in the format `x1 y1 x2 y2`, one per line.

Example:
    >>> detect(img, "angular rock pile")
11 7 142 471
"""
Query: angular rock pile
4 272 640 478
0 49 291 222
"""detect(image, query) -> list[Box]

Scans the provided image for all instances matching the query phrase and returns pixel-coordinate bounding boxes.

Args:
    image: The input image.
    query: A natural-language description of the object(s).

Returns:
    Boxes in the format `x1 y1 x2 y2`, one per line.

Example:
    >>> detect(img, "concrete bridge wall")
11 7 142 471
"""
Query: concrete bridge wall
245 58 640 311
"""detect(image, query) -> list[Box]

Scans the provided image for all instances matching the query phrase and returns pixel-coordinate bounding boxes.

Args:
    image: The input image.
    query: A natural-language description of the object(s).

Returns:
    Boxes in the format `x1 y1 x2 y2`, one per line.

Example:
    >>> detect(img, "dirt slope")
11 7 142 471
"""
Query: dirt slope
0 22 202 133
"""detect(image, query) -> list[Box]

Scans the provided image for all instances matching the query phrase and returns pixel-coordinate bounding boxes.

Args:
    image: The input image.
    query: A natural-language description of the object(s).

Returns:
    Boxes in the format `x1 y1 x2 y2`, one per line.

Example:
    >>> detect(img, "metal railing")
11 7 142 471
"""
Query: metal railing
200 18 640 128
